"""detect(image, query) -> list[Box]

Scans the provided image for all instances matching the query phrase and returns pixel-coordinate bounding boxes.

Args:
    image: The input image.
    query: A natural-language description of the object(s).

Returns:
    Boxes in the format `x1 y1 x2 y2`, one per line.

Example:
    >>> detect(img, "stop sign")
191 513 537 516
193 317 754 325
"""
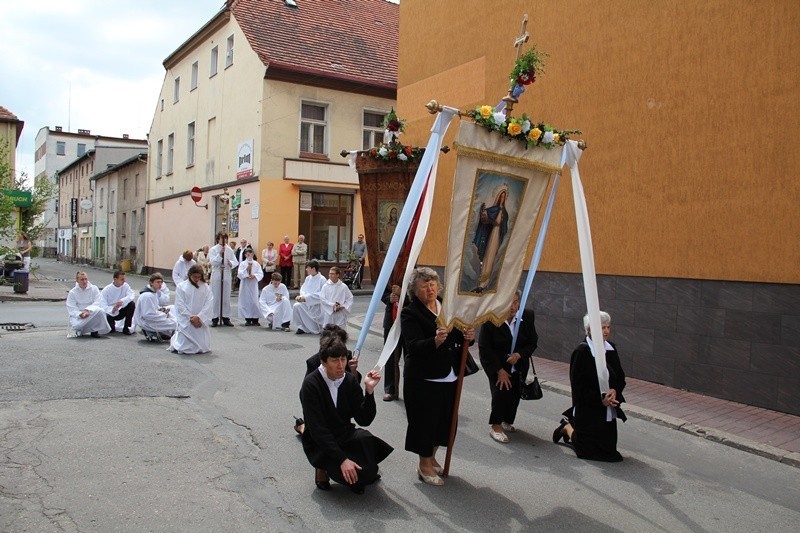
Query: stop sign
190 186 202 203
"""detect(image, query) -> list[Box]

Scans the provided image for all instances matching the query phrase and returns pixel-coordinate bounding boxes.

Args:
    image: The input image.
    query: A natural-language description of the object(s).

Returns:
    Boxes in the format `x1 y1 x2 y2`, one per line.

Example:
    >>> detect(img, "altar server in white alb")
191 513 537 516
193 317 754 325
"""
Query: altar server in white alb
259 272 292 331
292 259 326 334
319 266 354 329
172 250 197 286
209 231 238 327
100 270 136 335
66 271 112 337
170 265 214 354
134 273 177 340
237 247 264 325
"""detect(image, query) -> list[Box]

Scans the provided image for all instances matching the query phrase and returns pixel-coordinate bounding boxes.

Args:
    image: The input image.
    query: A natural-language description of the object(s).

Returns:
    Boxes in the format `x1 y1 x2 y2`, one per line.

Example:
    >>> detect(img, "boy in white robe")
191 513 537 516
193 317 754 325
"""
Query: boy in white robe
170 265 214 354
237 248 264 325
209 231 238 327
319 266 354 329
172 250 197 286
100 270 136 334
259 272 292 331
66 271 112 337
134 273 177 340
292 259 326 334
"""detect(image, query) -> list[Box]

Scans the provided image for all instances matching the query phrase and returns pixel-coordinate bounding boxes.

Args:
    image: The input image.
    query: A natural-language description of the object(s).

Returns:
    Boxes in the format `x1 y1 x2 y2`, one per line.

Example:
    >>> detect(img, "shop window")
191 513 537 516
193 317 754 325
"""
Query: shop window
300 192 353 263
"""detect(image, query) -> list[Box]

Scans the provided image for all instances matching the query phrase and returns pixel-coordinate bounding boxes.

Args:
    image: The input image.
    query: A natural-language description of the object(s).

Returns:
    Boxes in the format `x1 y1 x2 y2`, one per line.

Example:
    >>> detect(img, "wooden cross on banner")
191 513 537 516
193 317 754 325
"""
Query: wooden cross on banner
502 14 530 115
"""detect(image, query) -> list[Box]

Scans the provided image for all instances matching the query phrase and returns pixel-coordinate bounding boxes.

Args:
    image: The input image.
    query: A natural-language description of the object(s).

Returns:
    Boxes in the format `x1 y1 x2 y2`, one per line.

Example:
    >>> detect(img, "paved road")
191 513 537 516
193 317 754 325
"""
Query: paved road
1 267 799 531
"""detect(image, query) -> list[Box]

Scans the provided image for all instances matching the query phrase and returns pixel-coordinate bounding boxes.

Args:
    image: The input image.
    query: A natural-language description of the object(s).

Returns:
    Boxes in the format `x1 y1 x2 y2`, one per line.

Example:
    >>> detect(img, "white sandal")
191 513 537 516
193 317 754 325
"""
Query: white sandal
417 467 444 486
489 429 509 443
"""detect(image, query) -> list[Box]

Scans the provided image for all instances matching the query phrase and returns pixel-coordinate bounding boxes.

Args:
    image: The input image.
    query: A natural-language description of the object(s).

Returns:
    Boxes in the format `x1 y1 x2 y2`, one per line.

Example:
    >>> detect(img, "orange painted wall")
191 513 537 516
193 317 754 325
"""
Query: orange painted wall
398 0 800 283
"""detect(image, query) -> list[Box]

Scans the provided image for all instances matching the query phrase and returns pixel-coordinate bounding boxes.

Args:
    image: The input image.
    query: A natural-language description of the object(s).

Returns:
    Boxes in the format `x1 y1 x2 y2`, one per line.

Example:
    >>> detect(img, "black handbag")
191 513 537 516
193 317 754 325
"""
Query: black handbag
464 352 480 377
520 361 543 400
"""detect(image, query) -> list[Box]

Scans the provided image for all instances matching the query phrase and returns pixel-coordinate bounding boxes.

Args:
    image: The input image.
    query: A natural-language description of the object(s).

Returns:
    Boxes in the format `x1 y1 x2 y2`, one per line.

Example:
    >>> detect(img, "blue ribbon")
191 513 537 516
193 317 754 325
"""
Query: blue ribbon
510 147 568 353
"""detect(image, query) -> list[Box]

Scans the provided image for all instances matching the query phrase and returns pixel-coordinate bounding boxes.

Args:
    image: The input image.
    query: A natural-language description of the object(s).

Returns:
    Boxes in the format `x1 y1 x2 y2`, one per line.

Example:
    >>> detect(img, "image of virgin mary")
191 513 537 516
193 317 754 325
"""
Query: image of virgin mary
472 186 509 292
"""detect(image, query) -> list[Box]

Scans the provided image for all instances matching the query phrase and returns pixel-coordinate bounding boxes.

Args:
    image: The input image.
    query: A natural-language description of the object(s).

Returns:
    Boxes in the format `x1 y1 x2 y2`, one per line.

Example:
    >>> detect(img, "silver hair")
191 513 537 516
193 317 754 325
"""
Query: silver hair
408 267 441 299
583 311 611 335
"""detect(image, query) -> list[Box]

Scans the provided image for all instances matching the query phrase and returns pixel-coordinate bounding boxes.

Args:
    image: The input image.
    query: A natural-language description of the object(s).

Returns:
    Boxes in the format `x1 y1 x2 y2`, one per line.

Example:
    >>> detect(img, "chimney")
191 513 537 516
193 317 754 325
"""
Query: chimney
123 134 129 139
54 126 62 132
78 129 90 134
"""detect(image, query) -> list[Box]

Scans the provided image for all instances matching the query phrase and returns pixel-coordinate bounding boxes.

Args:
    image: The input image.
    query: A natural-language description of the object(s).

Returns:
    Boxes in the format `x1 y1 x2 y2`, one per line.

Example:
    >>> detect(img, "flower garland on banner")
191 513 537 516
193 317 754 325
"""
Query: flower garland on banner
365 108 425 162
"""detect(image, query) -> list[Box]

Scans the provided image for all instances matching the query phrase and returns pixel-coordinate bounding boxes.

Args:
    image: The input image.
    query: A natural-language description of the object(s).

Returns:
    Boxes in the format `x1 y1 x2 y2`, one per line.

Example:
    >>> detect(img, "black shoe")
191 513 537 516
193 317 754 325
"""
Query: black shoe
160 333 172 341
122 327 132 336
315 469 331 491
552 417 569 444
293 416 305 435
295 328 305 335
211 319 219 328
222 318 234 327
90 331 100 338
350 484 365 495
252 320 260 326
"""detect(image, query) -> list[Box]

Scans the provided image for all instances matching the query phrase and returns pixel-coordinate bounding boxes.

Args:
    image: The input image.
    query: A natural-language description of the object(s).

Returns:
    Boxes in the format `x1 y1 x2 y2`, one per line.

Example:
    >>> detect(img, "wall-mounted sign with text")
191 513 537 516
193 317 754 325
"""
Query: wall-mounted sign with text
236 140 254 179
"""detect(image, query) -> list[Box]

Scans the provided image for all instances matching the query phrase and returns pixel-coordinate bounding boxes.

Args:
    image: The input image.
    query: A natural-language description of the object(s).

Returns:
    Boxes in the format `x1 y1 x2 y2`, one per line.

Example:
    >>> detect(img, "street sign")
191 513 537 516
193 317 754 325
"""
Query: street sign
2 189 32 207
70 198 78 224
80 199 93 210
190 186 203 203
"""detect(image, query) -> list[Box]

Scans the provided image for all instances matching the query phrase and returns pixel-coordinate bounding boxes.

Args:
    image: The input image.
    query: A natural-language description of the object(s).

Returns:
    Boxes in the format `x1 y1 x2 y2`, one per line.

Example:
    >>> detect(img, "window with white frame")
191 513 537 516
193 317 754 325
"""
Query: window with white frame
210 46 218 77
156 139 163 178
173 77 180 103
225 35 234 68
56 141 66 156
167 133 174 174
187 122 195 167
362 111 386 149
191 61 198 90
77 143 87 157
300 102 327 155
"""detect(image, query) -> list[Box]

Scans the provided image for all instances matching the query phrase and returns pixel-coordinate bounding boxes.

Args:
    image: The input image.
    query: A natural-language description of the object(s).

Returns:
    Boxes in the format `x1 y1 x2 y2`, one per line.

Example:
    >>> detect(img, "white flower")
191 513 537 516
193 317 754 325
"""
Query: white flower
522 120 531 133
542 131 554 144
378 146 388 157
397 153 408 161
493 112 506 126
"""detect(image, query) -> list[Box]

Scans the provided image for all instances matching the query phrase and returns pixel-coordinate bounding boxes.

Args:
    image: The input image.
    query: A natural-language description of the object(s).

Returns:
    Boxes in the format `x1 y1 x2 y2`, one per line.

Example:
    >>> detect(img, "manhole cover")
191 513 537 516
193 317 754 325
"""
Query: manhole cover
0 323 35 331
262 343 303 351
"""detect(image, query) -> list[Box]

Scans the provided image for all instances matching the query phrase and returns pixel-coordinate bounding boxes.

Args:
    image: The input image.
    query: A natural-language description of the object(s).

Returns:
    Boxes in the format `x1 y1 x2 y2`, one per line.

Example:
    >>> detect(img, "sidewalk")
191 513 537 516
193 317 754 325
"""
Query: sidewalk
351 311 800 469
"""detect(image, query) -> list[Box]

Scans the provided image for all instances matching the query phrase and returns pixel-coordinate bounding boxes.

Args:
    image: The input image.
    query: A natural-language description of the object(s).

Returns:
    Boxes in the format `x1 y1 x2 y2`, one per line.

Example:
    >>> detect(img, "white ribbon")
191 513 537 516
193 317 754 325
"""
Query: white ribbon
565 140 609 391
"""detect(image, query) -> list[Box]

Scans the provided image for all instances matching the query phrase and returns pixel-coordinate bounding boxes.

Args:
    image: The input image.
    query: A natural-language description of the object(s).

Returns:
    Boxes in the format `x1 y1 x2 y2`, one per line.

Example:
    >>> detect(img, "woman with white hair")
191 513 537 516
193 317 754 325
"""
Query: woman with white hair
552 311 627 462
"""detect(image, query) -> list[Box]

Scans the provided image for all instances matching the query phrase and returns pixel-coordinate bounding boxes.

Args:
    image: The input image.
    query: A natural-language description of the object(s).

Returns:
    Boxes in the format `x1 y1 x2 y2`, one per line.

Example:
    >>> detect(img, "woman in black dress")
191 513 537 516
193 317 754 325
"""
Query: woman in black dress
299 337 392 493
401 267 475 486
552 311 627 462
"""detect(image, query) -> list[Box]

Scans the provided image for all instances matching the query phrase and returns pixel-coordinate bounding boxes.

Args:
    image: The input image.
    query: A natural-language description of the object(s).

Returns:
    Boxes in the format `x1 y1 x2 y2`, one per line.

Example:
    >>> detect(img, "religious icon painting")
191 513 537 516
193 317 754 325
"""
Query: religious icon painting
378 200 403 252
459 170 527 294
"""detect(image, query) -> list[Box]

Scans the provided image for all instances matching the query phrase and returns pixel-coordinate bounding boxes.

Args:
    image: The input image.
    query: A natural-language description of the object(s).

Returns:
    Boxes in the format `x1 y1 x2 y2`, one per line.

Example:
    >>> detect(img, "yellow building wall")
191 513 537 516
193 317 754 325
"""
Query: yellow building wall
398 0 800 284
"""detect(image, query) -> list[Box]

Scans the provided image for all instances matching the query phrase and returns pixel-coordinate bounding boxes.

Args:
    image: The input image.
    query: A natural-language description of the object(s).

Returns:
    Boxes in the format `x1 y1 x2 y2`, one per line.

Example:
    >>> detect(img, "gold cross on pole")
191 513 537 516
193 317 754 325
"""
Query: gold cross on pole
514 15 530 61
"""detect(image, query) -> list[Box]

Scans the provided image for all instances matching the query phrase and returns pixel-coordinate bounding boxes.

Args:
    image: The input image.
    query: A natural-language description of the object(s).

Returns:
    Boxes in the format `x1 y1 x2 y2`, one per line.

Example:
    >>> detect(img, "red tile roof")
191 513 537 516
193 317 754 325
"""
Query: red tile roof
232 0 398 90
0 106 20 121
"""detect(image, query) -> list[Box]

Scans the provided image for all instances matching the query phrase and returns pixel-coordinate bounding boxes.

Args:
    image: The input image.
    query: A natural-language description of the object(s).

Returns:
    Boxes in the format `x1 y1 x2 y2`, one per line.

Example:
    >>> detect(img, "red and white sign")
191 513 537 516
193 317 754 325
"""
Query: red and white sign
190 186 203 203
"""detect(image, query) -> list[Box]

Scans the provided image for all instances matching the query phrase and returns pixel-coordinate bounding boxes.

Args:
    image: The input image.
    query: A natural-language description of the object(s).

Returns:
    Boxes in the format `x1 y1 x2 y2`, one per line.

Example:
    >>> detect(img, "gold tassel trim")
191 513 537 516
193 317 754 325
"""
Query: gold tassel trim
454 143 562 173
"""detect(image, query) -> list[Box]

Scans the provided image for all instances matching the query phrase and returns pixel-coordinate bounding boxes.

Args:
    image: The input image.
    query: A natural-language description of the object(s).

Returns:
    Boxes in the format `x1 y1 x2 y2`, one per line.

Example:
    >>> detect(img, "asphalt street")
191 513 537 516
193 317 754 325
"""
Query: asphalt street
1 266 799 531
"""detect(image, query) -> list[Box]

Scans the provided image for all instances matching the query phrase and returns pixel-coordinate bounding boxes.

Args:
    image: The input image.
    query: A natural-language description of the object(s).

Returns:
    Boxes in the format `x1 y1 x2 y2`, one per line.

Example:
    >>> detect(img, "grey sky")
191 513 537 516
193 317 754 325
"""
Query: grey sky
0 0 225 180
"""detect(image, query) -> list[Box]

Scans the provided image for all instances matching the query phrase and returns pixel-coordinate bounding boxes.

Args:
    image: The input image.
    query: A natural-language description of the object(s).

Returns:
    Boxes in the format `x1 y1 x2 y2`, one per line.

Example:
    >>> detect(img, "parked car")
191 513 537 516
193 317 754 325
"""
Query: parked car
0 251 24 280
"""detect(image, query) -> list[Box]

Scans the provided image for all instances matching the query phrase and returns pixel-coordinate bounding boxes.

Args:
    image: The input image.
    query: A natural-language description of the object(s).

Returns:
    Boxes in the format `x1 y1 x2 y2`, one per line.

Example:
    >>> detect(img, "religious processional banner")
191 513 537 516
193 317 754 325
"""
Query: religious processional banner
440 121 564 330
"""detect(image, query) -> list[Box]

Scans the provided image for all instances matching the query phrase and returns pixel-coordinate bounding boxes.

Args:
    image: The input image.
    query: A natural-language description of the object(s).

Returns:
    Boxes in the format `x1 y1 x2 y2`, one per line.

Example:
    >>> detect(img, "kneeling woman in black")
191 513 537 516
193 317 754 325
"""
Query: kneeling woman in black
553 311 627 462
299 336 393 493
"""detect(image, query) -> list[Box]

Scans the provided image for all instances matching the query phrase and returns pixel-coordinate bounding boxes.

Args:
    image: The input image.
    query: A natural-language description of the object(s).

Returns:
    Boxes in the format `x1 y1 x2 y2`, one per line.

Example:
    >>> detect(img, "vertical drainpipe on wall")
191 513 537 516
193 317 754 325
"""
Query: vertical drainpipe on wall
88 152 95 266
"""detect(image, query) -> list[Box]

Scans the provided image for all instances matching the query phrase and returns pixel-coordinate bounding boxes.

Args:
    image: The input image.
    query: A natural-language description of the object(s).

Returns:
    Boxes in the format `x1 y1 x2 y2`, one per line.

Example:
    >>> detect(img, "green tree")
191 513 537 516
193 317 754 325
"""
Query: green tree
0 140 57 243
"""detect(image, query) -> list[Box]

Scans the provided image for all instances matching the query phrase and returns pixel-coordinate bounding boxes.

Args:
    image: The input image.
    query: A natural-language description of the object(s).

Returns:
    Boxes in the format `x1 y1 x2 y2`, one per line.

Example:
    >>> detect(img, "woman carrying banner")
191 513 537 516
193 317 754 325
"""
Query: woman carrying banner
299 336 392 494
552 311 627 462
401 267 475 486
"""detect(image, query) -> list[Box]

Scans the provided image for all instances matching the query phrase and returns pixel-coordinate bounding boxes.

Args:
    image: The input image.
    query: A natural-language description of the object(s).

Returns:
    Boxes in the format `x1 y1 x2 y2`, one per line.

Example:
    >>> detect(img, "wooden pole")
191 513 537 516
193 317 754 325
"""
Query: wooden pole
443 339 471 477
